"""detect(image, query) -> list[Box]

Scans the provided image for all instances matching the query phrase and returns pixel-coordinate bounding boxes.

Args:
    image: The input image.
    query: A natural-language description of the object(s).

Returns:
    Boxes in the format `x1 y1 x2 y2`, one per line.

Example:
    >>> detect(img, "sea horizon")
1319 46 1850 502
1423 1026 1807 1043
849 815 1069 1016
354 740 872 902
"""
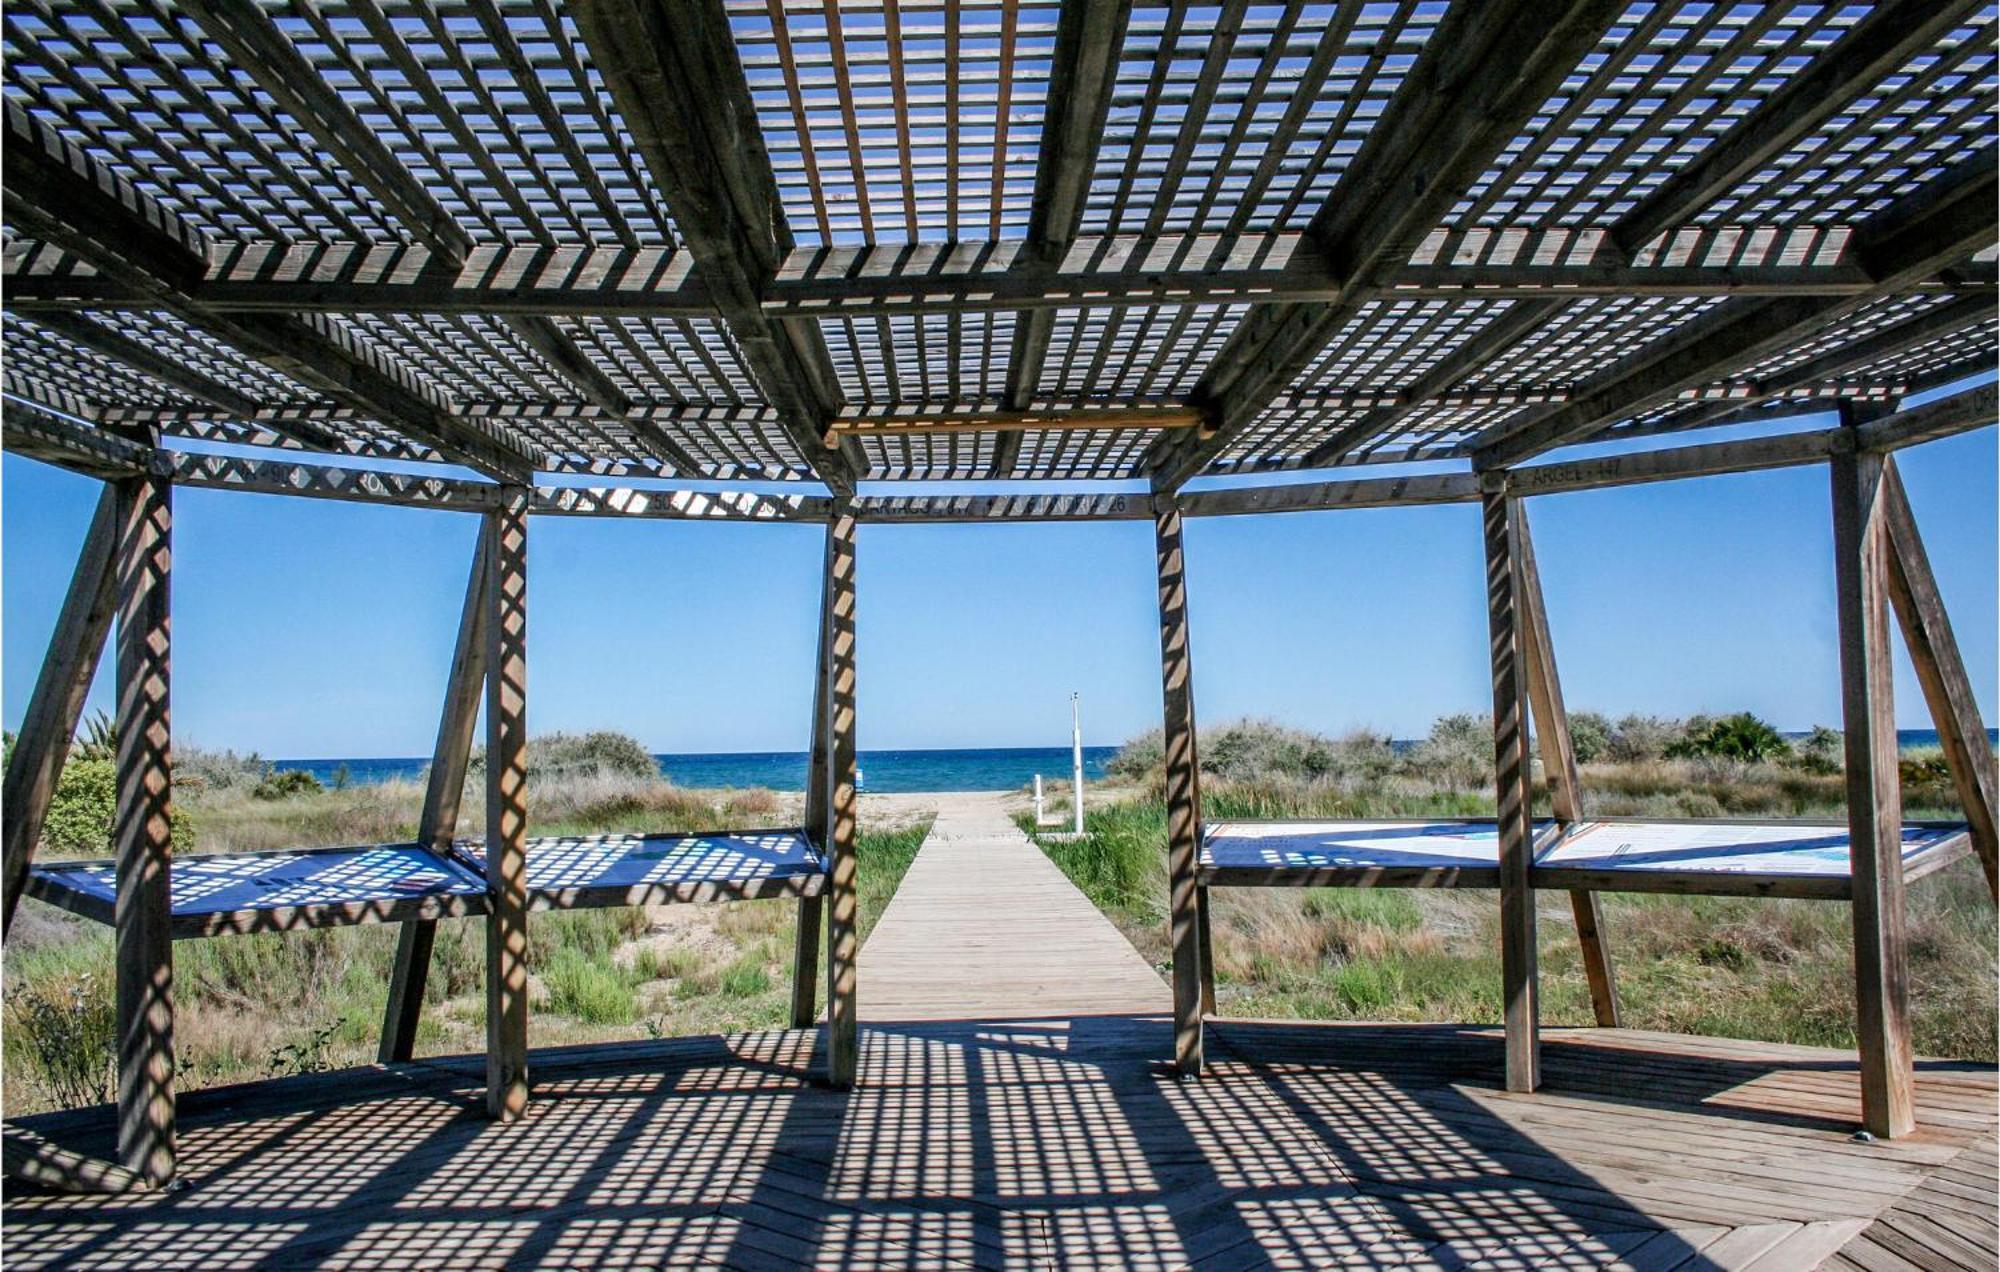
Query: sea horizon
269 730 1995 795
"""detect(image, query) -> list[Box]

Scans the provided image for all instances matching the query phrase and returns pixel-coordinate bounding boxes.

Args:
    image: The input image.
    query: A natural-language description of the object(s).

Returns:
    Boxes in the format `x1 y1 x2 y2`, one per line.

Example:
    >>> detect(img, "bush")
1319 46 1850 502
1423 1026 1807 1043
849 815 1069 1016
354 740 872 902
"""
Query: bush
1568 712 1612 764
544 947 636 1025
7 973 115 1109
1605 714 1682 763
1407 714 1490 787
177 745 272 795
1666 713 1791 763
1106 729 1164 782
42 757 117 856
472 730 659 784
252 768 323 801
1793 725 1844 775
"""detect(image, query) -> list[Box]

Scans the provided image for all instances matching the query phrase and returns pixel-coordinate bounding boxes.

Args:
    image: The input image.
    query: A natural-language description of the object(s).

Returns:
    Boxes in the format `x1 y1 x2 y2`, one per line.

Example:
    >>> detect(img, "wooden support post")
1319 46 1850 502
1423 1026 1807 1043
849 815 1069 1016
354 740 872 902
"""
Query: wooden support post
1483 487 1539 1093
4 488 118 938
1880 458 1998 898
1515 508 1620 1029
379 521 493 1063
1830 448 1915 1139
792 557 835 1030
112 474 174 1186
483 488 530 1120
1153 494 1205 1076
822 503 861 1088
1195 885 1216 1017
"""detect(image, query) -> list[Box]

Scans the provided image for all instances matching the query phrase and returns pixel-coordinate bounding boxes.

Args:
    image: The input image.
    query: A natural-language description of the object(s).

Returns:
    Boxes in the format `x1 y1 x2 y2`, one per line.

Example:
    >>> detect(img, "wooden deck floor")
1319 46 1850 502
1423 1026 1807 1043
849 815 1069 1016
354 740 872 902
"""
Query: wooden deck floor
861 796 1167 1021
5 802 1994 1268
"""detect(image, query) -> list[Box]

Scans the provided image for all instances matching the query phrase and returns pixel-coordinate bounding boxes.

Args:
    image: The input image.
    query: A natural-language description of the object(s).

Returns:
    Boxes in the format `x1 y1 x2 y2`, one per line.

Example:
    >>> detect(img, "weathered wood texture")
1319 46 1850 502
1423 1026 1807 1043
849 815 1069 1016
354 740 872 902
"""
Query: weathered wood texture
822 505 860 1087
379 521 493 1063
1829 448 1914 1140
4 1021 1992 1268
860 795 1165 1022
1880 458 1999 897
1483 490 1539 1093
482 490 530 1120
111 474 174 1187
3 487 117 936
1514 509 1620 1029
1153 496 1206 1075
792 528 837 1031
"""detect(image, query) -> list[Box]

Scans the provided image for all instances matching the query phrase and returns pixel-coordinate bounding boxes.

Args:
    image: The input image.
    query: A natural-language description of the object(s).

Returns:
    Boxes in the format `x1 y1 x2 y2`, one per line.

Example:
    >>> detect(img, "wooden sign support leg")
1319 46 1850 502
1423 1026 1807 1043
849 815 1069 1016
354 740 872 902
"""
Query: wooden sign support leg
112 474 175 1186
1514 507 1620 1028
484 489 531 1120
1195 885 1216 1017
1831 449 1914 1139
4 487 118 938
792 541 834 1030
1153 494 1205 1077
823 504 861 1088
1880 459 1998 899
379 521 493 1063
1482 487 1539 1093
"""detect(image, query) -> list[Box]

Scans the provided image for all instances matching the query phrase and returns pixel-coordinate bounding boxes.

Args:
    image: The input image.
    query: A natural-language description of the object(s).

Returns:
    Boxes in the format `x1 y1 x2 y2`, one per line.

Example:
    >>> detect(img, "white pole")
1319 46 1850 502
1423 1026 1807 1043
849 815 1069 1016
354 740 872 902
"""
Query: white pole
1071 692 1086 835
1034 774 1044 824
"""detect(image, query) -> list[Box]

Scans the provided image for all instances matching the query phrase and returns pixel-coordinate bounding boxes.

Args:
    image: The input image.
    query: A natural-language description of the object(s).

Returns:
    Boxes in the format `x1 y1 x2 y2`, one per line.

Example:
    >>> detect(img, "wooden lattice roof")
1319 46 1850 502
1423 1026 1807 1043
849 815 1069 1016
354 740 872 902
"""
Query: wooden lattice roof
2 0 1995 499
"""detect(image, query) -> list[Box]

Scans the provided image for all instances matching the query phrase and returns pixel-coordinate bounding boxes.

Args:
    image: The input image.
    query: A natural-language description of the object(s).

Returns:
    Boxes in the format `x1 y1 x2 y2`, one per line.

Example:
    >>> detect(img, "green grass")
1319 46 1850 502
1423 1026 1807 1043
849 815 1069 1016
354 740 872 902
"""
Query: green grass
1024 768 1997 1063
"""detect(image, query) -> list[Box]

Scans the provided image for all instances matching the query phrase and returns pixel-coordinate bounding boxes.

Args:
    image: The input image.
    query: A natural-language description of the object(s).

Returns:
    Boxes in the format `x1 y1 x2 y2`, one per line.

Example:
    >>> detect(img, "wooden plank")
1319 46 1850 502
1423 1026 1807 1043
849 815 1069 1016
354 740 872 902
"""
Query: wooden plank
1180 472 1480 519
2 1126 147 1195
1515 508 1620 1029
2 402 153 480
1856 383 1999 454
1879 459 1998 898
1829 445 1914 1139
379 521 492 1063
482 488 530 1120
111 474 174 1186
822 504 860 1087
1153 493 1206 1075
3 487 117 937
1483 488 1539 1092
1195 884 1216 1017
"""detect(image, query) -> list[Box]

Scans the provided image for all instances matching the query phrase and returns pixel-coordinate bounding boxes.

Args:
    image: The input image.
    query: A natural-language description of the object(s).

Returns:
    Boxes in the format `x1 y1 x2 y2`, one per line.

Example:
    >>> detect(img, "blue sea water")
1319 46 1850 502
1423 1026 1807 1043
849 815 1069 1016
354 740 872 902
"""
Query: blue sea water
274 745 1123 794
271 730 1993 794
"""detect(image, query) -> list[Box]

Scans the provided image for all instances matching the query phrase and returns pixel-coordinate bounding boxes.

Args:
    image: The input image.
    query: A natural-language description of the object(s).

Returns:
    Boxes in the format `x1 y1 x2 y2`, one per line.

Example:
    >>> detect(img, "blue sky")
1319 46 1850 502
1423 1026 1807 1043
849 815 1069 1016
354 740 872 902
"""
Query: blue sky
5 406 1993 759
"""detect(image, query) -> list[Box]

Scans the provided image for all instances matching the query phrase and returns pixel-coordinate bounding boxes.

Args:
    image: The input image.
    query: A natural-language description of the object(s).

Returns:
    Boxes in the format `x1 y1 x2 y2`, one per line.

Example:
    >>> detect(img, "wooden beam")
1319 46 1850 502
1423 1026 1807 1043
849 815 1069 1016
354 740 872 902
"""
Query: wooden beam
832 408 1201 441
853 492 1154 524
1879 459 1998 898
6 235 1988 320
379 522 493 1063
2 1126 149 1194
1514 509 1620 1029
995 0 1134 476
1145 0 1624 488
1506 430 1844 497
1483 488 1539 1092
483 488 530 1120
1611 0 1985 255
1179 473 1479 519
1829 446 1914 1139
791 549 833 1031
1474 157 1999 469
112 473 174 1186
3 488 118 937
1855 383 1998 453
822 503 860 1087
1 402 152 480
570 0 856 495
1153 492 1206 1075
1195 884 1216 1018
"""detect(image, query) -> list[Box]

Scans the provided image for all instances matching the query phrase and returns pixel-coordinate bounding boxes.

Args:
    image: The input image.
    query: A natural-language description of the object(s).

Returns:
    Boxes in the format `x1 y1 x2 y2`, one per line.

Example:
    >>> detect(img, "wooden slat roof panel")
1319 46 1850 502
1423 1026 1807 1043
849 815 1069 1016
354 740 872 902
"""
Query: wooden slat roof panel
729 1 1064 246
821 311 1017 405
1083 0 1439 236
565 317 763 407
1039 303 1249 400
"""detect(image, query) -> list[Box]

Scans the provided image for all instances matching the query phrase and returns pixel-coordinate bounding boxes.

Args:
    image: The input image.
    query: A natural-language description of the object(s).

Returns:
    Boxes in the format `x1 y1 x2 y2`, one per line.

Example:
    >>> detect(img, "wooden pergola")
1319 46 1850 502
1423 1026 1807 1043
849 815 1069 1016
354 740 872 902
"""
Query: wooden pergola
2 0 1995 1191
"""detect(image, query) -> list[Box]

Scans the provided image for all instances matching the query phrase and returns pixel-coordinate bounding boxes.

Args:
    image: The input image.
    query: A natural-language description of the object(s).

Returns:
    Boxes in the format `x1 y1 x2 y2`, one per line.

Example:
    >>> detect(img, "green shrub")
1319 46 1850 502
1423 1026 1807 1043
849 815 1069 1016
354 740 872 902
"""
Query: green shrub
1106 729 1164 782
177 745 272 794
268 1019 343 1077
1666 713 1791 763
1605 714 1682 763
7 973 115 1109
719 958 771 998
252 768 323 800
544 948 636 1025
42 757 117 856
1407 714 1490 787
1792 725 1844 775
1568 712 1612 764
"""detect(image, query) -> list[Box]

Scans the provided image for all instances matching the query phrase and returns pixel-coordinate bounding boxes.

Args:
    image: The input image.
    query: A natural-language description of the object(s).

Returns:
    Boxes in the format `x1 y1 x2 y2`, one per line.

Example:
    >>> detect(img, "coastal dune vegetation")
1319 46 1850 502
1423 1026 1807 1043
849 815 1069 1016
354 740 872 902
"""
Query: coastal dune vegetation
1027 715 1996 1062
2 725 926 1115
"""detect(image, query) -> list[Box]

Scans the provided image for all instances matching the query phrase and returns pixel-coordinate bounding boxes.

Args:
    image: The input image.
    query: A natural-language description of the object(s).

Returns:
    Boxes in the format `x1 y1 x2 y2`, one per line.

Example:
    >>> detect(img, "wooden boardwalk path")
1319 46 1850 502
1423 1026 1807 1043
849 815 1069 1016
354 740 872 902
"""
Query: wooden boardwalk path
860 794 1167 1022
